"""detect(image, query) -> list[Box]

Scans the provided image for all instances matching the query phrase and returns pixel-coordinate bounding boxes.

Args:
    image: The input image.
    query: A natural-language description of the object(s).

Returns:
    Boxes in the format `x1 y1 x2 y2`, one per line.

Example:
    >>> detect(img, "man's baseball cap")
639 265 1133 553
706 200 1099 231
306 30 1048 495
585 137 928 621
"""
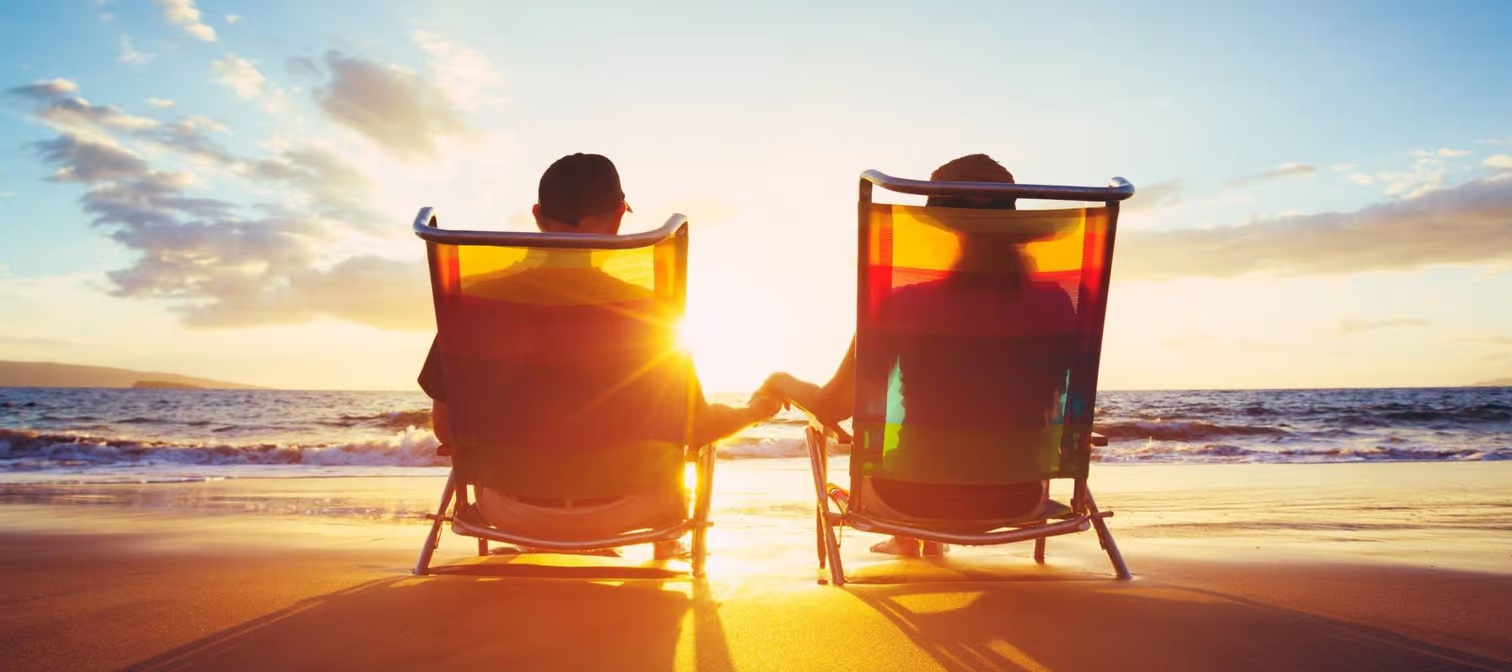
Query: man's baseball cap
537 153 630 225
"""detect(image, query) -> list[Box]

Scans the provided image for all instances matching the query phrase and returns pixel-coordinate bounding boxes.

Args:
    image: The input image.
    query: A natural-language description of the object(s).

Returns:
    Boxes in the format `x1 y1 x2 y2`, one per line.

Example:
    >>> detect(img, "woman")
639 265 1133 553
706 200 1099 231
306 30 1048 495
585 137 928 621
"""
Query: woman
760 154 1074 557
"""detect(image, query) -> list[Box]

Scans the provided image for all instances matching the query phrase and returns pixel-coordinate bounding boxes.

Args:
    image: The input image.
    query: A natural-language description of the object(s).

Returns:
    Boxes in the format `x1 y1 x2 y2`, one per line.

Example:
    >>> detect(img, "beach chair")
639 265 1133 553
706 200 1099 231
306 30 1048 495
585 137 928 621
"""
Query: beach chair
804 171 1134 585
411 209 714 576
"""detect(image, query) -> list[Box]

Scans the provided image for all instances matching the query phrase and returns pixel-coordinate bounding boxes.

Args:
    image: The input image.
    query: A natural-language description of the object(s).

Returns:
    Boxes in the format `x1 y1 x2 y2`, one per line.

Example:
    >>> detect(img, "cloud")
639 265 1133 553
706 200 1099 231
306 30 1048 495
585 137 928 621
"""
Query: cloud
9 78 78 99
0 335 98 349
1346 173 1374 186
213 54 267 99
34 134 149 182
1331 163 1358 172
285 56 321 79
1416 148 1473 159
1229 162 1316 187
146 97 175 109
11 79 425 330
155 0 215 42
1485 155 1512 172
240 147 384 229
1379 153 1449 199
1337 317 1428 335
118 35 153 67
8 79 158 135
211 55 290 113
1122 180 1182 214
411 31 504 111
1117 175 1512 280
145 117 237 164
225 14 242 24
312 51 470 158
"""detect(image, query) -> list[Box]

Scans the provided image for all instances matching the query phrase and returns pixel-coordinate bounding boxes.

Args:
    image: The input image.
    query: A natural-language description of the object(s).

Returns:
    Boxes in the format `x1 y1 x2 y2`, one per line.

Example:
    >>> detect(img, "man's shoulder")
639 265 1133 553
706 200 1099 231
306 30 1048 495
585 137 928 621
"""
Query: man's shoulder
467 266 653 304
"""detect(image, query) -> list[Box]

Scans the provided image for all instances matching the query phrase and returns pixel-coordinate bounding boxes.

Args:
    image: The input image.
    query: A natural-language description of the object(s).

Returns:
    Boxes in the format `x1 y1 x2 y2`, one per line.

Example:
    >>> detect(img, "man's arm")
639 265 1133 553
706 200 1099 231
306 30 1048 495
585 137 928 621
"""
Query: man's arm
686 362 782 445
689 396 780 447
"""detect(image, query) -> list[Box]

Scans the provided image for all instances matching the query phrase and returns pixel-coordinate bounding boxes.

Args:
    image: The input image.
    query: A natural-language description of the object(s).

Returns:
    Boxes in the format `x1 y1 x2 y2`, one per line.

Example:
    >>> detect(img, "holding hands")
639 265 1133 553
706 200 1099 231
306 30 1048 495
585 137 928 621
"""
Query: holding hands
756 372 825 419
745 388 784 420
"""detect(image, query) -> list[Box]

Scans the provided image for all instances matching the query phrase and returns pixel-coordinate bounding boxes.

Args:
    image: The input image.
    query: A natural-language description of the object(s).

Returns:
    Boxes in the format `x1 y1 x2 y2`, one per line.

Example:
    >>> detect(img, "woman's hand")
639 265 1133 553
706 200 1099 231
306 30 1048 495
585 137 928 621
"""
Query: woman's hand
758 372 826 418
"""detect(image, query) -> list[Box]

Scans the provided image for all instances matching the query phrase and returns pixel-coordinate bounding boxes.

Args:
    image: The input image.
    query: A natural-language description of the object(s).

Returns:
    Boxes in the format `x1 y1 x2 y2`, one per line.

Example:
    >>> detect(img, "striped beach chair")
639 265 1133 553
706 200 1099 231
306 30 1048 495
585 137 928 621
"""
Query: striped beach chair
806 170 1134 585
412 209 714 576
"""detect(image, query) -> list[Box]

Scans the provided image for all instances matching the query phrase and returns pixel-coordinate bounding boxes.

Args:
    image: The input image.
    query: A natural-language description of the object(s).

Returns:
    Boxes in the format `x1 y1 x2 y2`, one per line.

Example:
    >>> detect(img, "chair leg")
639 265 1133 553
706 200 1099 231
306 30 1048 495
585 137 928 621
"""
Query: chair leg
820 505 845 587
690 443 715 578
477 538 489 556
1034 532 1047 564
807 427 845 586
414 470 457 576
816 508 827 570
1085 490 1131 580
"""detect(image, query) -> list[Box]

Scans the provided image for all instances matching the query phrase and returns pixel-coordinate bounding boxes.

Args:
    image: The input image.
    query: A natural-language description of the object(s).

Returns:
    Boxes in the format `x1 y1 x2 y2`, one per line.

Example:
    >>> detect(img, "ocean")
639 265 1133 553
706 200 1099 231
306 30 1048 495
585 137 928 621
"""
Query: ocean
0 386 1508 484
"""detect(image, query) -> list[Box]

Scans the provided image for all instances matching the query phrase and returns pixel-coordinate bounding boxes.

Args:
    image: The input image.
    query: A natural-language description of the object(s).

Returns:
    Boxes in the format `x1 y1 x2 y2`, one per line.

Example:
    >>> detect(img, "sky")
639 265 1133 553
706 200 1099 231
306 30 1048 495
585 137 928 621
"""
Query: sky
2 0 1511 392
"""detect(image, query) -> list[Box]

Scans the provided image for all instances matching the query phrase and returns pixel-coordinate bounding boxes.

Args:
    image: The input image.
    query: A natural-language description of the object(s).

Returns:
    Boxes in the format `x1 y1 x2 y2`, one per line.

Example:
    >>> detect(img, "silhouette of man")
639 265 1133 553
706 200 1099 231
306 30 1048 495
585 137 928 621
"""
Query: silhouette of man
420 153 781 547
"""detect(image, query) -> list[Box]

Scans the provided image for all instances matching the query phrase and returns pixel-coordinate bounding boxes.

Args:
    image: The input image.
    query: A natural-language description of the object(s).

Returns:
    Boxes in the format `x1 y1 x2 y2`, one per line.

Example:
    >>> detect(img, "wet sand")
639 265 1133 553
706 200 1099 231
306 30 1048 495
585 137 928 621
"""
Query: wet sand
1 461 1508 670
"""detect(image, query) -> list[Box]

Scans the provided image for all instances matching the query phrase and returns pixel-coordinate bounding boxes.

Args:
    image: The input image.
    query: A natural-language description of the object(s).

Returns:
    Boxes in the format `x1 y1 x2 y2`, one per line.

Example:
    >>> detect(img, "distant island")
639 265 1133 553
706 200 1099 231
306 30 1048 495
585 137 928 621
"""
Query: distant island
1474 378 1512 387
0 361 262 390
131 380 207 390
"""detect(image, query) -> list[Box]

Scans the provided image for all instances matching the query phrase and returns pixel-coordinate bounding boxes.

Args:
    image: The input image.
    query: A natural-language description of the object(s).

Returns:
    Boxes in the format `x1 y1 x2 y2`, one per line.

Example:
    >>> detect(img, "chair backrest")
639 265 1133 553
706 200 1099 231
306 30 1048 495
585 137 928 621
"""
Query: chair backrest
851 172 1131 497
415 209 693 500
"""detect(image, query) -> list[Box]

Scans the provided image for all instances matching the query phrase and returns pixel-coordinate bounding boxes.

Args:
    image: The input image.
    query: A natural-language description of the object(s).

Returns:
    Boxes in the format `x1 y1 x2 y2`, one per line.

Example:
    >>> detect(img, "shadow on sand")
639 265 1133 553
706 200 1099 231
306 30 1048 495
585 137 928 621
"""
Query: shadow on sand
122 556 733 671
840 558 1508 671
119 552 1508 671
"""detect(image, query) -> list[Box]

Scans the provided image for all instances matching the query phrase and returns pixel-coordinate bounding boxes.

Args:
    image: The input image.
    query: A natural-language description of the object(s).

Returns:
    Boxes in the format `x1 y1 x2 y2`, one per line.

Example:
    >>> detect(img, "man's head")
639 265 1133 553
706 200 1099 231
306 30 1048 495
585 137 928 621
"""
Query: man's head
533 153 631 234
927 153 1017 210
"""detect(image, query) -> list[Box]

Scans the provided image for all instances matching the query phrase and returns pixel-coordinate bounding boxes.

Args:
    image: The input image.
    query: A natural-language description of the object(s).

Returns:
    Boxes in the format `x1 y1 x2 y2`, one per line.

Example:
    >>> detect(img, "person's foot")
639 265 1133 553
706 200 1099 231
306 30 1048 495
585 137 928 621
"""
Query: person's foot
869 536 921 557
653 539 688 560
921 541 950 557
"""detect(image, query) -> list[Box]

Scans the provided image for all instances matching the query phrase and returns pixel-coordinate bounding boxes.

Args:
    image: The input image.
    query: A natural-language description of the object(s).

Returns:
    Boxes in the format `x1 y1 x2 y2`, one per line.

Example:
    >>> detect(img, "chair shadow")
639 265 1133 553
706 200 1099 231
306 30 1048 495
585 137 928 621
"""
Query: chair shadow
839 554 1116 585
123 556 734 672
841 575 1508 672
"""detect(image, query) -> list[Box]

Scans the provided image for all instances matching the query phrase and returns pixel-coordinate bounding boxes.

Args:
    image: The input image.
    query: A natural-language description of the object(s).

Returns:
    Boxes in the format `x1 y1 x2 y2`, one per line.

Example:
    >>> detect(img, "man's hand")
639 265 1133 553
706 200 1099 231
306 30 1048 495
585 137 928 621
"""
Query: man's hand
746 390 783 421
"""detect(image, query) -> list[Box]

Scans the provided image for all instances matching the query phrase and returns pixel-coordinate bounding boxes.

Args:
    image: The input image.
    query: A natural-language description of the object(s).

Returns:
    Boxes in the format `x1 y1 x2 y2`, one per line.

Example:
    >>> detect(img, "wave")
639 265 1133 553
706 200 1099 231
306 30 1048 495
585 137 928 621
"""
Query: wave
1095 421 1292 442
0 426 849 472
715 436 851 459
323 409 434 433
0 427 446 470
1 414 1504 474
1349 403 1512 425
1097 442 1512 463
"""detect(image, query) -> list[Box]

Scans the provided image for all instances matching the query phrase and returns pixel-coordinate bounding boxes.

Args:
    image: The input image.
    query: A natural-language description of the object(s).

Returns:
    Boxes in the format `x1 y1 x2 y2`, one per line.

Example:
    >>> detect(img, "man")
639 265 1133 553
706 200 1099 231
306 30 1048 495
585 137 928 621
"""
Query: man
420 153 781 548
760 154 1074 557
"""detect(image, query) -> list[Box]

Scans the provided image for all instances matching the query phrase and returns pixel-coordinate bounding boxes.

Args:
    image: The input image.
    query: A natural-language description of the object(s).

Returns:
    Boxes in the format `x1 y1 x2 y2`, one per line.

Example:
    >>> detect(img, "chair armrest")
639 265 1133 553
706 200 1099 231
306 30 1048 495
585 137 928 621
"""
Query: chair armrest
1092 432 1108 447
788 399 853 445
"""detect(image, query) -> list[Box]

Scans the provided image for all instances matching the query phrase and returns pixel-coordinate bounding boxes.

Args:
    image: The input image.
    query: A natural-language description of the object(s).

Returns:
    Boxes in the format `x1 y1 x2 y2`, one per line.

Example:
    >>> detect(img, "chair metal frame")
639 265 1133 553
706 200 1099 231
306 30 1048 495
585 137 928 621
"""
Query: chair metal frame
806 171 1135 586
411 208 715 576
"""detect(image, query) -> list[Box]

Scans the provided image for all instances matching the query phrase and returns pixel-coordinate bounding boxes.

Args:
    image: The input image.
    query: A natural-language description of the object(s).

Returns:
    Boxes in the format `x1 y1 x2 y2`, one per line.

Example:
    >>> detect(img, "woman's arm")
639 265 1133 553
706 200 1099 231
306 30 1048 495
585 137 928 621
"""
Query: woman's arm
760 337 857 423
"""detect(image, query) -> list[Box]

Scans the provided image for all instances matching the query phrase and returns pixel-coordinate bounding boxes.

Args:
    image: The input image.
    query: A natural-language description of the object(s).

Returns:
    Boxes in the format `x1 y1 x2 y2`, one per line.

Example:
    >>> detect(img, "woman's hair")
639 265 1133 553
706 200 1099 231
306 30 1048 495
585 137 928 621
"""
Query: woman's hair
928 154 1031 281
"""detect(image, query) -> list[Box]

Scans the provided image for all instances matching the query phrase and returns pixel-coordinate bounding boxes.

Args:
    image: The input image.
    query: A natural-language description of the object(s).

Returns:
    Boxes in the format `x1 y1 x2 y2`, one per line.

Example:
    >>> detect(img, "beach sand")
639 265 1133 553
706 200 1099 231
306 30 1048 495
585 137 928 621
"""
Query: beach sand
1 461 1509 671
